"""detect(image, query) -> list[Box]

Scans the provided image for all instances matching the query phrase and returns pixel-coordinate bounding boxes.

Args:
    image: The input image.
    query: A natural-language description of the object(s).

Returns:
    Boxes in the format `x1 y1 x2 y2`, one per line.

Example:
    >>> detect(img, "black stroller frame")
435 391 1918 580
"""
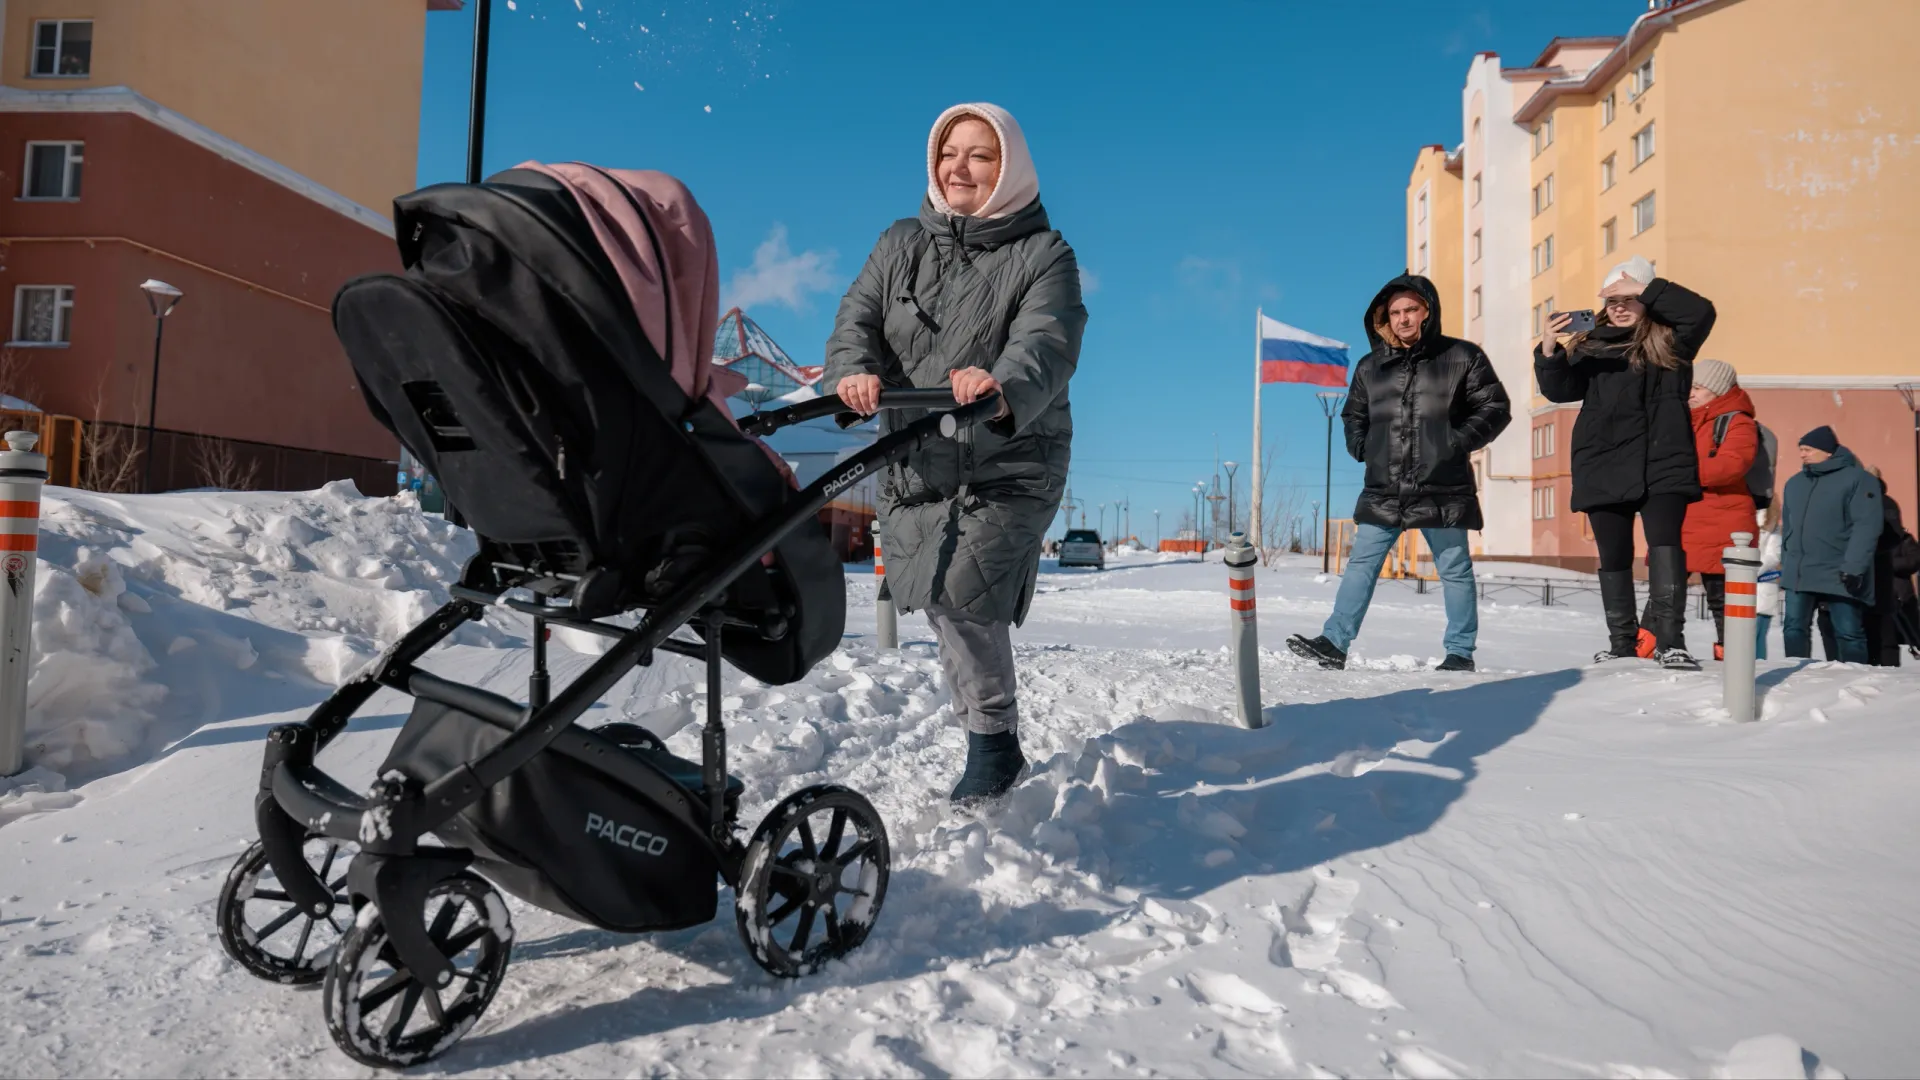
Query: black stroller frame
225 389 993 1067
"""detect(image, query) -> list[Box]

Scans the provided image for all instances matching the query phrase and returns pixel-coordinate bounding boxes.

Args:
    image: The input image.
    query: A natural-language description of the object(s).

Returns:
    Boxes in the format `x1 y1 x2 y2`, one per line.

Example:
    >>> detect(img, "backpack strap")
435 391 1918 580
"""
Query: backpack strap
1710 412 1732 455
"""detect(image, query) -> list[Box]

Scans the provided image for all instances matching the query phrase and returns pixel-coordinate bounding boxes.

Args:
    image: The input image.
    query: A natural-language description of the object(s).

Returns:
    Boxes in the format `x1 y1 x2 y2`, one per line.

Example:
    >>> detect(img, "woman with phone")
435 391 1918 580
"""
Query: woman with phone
1535 256 1717 669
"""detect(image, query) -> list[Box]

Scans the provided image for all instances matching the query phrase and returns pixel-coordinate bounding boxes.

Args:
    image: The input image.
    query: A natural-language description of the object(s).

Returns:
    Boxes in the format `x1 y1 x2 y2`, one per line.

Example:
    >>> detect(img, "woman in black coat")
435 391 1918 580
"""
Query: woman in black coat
1535 257 1716 669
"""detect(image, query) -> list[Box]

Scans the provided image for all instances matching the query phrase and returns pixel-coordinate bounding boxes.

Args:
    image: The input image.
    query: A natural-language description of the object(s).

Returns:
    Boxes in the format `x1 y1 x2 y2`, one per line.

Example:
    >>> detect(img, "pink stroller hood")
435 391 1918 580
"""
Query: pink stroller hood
515 162 750 412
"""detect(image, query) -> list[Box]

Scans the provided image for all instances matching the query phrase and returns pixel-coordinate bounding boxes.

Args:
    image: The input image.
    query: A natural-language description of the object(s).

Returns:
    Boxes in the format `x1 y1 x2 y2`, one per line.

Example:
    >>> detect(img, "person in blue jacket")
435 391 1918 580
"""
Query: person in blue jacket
1779 426 1881 663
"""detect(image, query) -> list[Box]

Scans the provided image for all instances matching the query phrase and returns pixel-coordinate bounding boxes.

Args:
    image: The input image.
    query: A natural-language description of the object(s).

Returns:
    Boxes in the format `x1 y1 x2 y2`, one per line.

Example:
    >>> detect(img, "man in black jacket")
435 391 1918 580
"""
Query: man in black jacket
1288 274 1512 671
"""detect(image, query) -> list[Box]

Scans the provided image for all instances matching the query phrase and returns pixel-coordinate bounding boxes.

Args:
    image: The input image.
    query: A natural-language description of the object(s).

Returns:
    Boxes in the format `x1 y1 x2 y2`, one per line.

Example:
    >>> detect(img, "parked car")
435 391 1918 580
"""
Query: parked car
1058 529 1105 570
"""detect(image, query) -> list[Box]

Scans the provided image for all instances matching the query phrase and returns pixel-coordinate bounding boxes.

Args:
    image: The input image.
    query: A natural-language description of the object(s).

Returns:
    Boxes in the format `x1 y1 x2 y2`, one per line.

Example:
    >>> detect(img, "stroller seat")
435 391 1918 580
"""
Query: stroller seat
335 163 843 683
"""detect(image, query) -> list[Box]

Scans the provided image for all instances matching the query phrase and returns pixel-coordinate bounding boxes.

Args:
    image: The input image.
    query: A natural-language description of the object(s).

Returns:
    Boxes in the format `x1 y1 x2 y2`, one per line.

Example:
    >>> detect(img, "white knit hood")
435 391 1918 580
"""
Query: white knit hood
926 102 1040 220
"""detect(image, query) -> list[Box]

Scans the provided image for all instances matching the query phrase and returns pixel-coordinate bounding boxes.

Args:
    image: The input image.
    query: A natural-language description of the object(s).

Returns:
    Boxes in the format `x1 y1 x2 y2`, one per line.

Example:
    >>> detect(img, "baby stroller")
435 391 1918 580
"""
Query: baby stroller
211 163 999 1068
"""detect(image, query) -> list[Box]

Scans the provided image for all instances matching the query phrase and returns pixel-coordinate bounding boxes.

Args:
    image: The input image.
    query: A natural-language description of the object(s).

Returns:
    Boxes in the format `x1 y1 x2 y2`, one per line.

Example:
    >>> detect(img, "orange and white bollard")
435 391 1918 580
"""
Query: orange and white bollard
1722 531 1759 721
0 431 47 776
874 521 897 651
1224 531 1265 729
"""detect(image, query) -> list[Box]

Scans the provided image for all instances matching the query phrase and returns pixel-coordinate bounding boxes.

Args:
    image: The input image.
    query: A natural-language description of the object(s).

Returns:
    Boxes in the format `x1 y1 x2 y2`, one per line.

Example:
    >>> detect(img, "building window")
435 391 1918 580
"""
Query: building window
1531 424 1556 458
1532 174 1555 216
1471 173 1482 205
1631 56 1655 100
1633 122 1656 167
1532 485 1557 520
1533 295 1556 337
1471 286 1483 319
1472 117 1482 140
31 20 92 78
11 286 74 345
1601 154 1616 191
1602 92 1616 127
1471 229 1483 262
1601 217 1618 254
1531 114 1555 157
1531 235 1555 276
1417 242 1428 273
22 142 84 200
1634 191 1657 235
1417 189 1428 224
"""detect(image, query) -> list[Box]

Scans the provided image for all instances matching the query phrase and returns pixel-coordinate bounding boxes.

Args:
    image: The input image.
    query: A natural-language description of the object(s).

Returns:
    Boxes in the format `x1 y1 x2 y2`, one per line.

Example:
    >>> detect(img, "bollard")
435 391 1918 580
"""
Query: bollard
1223 531 1266 729
0 431 47 776
1722 531 1759 722
874 522 898 650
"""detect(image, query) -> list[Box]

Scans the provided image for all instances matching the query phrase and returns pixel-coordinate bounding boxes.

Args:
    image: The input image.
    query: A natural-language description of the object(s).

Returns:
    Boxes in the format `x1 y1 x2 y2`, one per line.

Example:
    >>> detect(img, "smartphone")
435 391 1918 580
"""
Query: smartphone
1562 309 1596 333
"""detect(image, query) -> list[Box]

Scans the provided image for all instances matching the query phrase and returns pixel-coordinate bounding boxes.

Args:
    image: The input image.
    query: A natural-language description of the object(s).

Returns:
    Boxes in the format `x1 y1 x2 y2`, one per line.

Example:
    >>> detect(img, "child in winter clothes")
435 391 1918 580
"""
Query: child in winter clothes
1755 506 1783 659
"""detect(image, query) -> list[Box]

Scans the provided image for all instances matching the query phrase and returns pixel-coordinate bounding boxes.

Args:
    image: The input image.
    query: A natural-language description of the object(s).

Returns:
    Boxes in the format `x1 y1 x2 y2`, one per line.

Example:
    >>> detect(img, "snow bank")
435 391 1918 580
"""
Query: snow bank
22 547 166 772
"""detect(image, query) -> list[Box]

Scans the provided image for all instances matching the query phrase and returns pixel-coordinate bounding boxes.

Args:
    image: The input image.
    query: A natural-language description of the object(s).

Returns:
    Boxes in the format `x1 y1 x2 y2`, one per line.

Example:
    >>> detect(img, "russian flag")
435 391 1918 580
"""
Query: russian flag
1260 314 1350 388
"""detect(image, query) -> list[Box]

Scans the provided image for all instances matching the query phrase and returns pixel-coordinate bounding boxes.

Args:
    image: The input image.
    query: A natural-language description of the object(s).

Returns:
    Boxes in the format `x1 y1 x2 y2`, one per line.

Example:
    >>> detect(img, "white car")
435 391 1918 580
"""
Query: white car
1057 529 1104 570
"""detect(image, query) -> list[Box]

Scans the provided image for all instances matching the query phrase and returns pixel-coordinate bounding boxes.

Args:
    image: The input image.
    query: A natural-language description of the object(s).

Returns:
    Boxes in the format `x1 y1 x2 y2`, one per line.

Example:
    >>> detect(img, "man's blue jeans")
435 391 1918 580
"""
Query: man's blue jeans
1783 590 1868 663
1322 524 1478 658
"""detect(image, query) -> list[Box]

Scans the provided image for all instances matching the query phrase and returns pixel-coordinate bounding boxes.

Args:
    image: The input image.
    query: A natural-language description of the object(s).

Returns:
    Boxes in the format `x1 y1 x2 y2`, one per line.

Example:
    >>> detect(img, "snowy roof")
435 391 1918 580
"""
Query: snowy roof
712 308 825 398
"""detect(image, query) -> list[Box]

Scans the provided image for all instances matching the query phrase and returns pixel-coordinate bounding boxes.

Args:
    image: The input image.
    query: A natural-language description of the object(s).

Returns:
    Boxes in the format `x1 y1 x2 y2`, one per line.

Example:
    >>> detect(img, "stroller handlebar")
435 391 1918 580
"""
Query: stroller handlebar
738 388 1001 437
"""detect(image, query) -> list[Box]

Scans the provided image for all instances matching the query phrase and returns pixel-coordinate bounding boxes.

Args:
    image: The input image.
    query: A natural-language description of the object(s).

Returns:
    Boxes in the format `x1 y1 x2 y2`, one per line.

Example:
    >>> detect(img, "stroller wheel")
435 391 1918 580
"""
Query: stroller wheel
217 837 356 985
736 785 891 978
321 873 512 1069
592 721 670 755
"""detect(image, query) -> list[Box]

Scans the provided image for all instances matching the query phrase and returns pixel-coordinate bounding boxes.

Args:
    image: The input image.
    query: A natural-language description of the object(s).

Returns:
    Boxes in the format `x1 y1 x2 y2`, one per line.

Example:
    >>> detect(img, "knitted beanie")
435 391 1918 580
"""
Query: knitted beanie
1694 359 1736 398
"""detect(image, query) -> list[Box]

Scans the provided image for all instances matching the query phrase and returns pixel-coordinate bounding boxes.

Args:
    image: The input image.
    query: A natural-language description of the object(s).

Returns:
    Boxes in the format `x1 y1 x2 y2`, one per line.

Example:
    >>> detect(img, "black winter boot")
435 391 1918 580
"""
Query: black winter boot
1286 634 1348 670
1595 570 1641 663
950 729 1026 806
1647 547 1700 670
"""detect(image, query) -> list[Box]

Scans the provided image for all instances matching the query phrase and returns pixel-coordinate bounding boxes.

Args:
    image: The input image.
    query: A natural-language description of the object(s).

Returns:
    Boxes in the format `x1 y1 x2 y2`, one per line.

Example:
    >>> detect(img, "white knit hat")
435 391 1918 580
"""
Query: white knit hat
1602 255 1657 289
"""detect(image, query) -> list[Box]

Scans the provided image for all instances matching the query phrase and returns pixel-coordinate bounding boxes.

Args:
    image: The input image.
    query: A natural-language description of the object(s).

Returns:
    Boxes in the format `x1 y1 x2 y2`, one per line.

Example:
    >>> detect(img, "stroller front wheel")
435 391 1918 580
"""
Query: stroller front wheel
735 784 891 977
321 872 512 1069
216 837 355 984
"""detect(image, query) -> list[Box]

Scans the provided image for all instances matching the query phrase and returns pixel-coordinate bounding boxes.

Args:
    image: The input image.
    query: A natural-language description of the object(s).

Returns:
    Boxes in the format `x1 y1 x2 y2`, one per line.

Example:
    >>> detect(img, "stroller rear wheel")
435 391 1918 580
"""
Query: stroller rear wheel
217 836 355 984
735 785 891 977
321 872 512 1069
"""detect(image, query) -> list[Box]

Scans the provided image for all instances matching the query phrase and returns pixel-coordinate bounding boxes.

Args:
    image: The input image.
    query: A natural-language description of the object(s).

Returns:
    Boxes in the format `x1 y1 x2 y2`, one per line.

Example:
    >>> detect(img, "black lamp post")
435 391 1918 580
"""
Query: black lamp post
1317 391 1346 572
138 278 183 492
438 0 494 530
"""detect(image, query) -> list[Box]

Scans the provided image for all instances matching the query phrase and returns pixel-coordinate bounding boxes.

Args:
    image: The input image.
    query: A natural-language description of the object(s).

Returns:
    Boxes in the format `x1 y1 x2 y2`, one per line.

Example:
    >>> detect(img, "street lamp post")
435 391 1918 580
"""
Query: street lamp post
138 279 183 493
1222 461 1239 538
1098 502 1107 544
1316 391 1346 573
1310 501 1321 564
1154 509 1161 550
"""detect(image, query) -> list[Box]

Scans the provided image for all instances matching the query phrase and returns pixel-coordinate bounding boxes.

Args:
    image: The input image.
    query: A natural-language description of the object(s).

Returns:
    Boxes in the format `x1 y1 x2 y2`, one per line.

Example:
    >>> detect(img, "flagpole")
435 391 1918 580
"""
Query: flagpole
1250 308 1263 556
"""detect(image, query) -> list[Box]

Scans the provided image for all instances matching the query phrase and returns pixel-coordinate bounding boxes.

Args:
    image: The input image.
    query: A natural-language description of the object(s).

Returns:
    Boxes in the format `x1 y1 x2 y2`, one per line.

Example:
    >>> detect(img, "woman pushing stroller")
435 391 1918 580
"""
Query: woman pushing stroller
827 103 1086 805
1536 256 1717 670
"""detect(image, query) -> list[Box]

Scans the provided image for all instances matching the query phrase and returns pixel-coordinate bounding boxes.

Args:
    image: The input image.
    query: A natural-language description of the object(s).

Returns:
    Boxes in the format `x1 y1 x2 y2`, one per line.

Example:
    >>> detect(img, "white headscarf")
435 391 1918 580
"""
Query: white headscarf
926 102 1040 220
1603 255 1657 289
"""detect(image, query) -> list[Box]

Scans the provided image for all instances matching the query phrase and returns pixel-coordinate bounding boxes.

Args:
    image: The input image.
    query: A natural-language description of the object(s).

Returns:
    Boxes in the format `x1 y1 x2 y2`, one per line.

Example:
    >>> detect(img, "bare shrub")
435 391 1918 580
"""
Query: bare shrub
192 435 259 491
80 374 143 493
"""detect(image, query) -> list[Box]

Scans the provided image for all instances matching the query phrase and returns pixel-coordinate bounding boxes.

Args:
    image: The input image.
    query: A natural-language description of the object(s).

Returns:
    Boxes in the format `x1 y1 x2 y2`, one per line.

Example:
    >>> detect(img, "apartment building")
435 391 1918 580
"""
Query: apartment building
0 1 458 492
1410 0 1920 568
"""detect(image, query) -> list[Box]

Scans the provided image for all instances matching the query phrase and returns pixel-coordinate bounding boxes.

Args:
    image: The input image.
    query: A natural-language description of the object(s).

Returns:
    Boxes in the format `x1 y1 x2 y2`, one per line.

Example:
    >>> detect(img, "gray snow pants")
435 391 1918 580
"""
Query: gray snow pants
925 605 1020 735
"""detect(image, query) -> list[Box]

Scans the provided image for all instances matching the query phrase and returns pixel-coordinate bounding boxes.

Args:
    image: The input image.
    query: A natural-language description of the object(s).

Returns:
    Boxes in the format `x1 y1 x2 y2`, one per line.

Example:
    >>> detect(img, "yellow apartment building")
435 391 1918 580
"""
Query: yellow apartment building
1410 0 1920 568
1406 145 1464 339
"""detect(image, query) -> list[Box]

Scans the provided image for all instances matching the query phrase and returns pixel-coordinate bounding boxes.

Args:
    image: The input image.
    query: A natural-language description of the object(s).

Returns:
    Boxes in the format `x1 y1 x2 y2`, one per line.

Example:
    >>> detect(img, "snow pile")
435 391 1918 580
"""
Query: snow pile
21 547 166 772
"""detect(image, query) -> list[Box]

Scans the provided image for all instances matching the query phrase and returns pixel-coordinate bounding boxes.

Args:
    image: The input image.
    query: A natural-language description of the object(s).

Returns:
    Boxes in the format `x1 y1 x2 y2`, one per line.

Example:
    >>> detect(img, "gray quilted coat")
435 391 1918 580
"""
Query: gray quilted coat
824 198 1085 624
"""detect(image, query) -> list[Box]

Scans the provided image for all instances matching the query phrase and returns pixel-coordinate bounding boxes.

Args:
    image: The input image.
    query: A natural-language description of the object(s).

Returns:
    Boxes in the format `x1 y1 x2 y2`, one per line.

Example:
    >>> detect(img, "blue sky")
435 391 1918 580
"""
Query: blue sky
416 0 1645 543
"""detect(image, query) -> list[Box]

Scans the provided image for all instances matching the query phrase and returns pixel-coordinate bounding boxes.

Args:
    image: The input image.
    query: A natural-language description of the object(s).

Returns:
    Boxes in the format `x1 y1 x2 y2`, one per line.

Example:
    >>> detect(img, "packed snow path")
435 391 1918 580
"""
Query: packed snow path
0 486 1911 1078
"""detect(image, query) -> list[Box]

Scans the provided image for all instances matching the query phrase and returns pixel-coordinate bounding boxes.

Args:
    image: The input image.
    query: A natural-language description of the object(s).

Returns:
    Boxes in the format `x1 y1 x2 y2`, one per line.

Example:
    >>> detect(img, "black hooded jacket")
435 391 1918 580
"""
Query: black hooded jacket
1341 274 1512 531
1533 277 1716 512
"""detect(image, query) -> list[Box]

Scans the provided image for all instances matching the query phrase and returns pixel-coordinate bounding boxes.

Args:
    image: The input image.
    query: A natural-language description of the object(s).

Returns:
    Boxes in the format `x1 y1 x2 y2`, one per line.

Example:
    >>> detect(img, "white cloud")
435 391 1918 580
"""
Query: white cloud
723 225 838 312
1079 266 1101 297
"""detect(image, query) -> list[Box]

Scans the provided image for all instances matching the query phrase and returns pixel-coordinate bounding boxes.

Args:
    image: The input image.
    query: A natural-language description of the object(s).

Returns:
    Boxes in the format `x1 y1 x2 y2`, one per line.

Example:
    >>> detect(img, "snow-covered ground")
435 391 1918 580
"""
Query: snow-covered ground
2 485 1914 1079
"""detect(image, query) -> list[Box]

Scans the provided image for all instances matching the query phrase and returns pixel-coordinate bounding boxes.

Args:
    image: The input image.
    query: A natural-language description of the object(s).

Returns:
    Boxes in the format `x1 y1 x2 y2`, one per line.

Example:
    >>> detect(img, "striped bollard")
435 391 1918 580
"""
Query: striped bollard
1224 531 1265 729
0 431 47 776
874 522 897 650
1722 531 1759 722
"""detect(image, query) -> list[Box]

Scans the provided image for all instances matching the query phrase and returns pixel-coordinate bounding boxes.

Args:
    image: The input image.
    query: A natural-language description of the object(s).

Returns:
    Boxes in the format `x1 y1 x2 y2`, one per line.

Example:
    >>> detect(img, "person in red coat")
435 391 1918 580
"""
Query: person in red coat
1682 359 1759 659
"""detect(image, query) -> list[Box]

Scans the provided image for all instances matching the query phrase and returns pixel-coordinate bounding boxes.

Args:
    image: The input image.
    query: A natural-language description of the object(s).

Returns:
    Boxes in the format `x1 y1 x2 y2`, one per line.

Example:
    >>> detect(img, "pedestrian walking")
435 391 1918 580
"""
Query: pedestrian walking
1535 256 1717 670
1779 426 1880 663
1867 471 1906 665
826 102 1086 805
1679 359 1759 661
1286 274 1511 672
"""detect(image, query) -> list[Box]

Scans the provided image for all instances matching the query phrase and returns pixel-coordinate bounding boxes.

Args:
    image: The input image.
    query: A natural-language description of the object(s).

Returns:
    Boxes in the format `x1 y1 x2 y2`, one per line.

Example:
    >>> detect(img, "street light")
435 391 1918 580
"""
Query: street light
1153 508 1161 551
138 279 183 493
1098 502 1107 543
1192 484 1205 557
1316 391 1346 573
1222 461 1239 538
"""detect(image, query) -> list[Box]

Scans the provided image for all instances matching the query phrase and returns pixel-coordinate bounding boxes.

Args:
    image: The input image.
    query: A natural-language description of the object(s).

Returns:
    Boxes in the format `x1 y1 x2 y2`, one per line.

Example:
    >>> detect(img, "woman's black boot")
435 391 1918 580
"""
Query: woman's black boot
1595 570 1641 662
951 729 1027 806
1647 547 1700 670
